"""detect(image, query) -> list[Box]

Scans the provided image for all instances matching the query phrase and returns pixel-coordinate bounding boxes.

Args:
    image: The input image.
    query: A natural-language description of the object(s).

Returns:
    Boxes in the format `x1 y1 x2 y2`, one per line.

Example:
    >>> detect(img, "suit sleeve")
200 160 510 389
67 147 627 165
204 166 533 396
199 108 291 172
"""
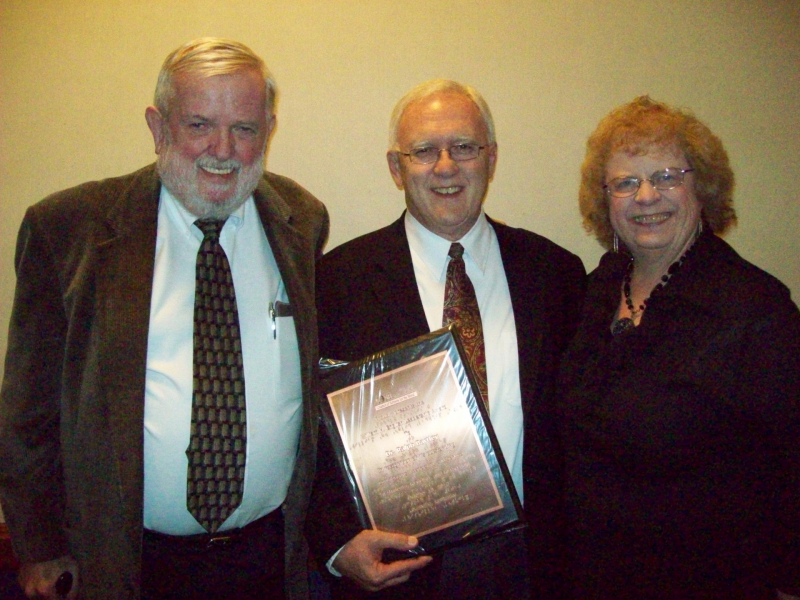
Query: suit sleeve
731 299 800 594
524 247 585 600
0 208 70 562
306 251 370 566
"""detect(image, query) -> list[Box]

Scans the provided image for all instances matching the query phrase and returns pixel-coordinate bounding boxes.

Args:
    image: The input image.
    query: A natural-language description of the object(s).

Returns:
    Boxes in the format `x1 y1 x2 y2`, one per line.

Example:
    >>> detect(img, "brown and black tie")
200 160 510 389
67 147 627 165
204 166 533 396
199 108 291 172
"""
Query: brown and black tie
442 242 489 410
187 219 247 533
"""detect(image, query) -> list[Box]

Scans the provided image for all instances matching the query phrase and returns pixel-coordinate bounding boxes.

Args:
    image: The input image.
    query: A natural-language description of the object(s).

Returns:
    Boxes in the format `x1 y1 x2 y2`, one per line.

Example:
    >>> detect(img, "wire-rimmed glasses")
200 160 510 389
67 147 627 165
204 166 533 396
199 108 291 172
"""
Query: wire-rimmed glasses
604 168 694 198
397 143 490 165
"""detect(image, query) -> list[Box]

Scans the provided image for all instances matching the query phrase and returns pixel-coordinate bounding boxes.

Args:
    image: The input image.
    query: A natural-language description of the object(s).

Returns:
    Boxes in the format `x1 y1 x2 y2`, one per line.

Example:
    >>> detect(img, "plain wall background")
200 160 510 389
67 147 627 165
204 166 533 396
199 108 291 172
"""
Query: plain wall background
0 1 798 518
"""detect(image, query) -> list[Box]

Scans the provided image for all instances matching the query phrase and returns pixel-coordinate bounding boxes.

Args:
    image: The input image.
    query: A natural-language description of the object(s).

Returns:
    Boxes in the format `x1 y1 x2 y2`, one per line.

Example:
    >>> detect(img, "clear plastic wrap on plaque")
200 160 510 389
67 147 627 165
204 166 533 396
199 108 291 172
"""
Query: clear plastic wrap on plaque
320 325 525 557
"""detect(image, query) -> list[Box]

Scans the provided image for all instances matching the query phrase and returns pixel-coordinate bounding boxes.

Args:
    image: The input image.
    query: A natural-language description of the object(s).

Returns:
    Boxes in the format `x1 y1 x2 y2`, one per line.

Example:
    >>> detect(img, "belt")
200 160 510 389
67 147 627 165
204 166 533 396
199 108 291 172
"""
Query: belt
144 509 282 548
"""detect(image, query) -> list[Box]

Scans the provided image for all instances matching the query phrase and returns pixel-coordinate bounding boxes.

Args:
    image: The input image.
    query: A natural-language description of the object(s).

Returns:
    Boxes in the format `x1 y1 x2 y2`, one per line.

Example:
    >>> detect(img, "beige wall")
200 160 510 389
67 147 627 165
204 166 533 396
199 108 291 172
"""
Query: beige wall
1 0 798 389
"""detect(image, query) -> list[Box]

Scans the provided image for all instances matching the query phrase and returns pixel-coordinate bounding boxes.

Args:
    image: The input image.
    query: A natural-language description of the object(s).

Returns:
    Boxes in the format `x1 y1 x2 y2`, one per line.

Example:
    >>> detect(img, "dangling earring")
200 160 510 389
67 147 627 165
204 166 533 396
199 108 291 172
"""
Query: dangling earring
613 232 619 254
697 220 703 237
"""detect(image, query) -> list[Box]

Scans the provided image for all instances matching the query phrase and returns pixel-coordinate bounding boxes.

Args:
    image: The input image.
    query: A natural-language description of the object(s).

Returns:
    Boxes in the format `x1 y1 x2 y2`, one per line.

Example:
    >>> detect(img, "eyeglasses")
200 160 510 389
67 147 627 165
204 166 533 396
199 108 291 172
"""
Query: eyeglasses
604 168 694 198
397 143 490 165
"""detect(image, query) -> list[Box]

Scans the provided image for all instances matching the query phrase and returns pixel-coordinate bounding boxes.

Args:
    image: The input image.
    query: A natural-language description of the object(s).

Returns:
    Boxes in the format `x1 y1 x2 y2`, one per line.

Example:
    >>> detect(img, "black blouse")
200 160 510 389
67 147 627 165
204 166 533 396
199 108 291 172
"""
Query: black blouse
558 231 800 599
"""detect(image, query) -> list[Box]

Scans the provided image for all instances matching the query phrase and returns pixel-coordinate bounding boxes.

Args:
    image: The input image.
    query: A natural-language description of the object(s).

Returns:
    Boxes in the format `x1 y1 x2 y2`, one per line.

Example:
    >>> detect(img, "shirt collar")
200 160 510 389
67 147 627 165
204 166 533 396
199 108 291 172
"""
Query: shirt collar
404 210 492 281
159 185 251 239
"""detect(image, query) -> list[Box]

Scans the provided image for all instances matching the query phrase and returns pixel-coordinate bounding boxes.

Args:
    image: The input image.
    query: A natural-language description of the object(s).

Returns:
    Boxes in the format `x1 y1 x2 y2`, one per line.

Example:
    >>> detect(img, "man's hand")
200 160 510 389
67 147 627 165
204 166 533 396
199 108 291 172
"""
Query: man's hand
332 530 433 592
18 555 79 599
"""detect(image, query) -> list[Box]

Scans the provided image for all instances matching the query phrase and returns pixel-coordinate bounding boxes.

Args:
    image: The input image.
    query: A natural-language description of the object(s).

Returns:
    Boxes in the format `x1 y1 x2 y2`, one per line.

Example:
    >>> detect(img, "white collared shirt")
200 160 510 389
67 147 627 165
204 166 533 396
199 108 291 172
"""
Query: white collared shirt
405 210 524 503
143 187 303 534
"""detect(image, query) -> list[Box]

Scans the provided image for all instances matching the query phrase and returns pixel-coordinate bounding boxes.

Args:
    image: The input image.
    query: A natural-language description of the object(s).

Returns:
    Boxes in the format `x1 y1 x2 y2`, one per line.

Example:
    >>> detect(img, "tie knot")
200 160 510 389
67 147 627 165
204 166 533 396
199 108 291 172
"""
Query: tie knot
448 242 465 260
195 219 226 240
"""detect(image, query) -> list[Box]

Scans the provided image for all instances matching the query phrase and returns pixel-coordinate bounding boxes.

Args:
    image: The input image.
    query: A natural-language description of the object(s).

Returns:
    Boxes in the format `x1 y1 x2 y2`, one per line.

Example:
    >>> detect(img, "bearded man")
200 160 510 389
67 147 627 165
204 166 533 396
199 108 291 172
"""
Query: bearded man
0 38 328 600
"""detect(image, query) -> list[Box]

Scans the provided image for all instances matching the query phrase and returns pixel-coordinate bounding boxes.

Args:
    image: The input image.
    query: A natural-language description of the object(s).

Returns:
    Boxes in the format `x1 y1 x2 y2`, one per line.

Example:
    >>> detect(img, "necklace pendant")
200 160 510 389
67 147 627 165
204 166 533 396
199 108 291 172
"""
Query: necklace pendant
610 317 635 336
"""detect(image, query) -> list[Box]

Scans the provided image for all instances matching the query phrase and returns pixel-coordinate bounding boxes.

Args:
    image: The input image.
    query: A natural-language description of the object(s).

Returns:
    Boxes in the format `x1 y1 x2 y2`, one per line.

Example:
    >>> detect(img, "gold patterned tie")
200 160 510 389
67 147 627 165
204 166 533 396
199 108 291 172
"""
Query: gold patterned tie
187 219 247 533
442 243 488 410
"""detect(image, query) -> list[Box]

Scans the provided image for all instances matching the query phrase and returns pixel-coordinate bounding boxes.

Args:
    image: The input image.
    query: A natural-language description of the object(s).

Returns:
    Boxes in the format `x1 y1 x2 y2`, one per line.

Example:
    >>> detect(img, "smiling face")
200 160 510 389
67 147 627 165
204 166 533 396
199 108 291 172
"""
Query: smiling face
387 91 497 241
606 146 702 265
145 68 274 218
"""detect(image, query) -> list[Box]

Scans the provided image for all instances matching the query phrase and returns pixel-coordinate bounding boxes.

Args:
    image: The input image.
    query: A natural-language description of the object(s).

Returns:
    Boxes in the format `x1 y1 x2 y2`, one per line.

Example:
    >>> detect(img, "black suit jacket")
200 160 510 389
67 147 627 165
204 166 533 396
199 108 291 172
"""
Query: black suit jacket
307 214 585 599
0 164 329 600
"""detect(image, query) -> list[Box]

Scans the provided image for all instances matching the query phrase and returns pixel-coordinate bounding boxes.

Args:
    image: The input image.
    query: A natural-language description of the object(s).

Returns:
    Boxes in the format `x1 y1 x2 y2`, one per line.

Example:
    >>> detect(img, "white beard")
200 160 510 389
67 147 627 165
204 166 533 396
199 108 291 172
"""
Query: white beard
156 145 265 219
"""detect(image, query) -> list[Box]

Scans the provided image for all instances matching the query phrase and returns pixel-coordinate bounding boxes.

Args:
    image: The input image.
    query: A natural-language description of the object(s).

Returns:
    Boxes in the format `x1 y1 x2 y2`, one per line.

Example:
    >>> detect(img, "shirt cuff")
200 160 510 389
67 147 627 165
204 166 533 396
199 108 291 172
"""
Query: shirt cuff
326 546 345 577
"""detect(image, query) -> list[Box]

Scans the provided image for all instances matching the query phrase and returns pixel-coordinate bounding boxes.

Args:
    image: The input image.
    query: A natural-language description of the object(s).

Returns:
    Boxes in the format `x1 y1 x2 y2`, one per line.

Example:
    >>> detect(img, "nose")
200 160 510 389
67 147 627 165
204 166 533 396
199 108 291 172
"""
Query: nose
210 129 234 160
432 148 459 176
634 179 660 204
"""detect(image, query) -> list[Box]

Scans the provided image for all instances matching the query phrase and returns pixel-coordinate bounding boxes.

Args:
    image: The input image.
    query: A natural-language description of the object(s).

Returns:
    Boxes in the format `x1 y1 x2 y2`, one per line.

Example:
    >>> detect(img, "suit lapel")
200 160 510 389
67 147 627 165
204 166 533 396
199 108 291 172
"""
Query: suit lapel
251 178 317 420
252 178 314 336
490 219 544 402
94 166 161 519
251 177 321 542
368 216 545 394
368 217 430 342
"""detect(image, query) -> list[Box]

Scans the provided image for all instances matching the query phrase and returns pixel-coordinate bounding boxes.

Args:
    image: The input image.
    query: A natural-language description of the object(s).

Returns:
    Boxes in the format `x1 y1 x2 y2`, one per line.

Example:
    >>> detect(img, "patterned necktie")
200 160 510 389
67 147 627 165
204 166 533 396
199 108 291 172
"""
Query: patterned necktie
442 242 489 410
187 219 247 533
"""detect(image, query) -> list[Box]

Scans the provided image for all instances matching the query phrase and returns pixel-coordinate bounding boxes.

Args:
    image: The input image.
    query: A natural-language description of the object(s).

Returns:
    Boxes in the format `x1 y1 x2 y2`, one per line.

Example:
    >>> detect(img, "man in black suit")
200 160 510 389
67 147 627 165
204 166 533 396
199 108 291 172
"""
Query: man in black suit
307 79 585 599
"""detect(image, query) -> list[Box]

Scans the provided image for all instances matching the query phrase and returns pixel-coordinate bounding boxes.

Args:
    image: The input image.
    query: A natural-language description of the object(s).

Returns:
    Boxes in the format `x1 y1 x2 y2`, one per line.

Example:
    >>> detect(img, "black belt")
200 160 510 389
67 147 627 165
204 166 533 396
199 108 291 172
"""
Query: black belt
144 509 282 548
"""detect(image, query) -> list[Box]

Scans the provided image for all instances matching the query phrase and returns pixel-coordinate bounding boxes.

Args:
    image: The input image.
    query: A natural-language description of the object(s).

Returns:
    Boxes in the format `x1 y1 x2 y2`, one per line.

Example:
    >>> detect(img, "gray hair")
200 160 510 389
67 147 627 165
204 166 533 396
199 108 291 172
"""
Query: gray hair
153 37 277 118
388 79 496 150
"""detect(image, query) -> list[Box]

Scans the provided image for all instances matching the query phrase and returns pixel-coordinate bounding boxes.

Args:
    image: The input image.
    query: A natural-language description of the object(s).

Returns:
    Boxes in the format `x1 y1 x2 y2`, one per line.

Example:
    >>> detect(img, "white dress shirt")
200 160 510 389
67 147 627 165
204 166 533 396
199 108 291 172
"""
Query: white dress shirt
143 187 303 534
405 210 524 504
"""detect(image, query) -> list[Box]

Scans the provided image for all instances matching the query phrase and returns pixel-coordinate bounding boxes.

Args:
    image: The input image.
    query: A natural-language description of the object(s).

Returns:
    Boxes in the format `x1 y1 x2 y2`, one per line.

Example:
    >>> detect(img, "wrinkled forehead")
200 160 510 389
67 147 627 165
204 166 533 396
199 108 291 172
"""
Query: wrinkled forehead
163 66 270 116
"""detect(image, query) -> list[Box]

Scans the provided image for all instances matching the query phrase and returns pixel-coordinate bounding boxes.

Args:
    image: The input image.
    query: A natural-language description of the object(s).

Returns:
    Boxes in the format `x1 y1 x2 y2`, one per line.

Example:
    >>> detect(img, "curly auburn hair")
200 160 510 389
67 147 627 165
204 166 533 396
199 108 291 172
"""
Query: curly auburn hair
579 96 736 250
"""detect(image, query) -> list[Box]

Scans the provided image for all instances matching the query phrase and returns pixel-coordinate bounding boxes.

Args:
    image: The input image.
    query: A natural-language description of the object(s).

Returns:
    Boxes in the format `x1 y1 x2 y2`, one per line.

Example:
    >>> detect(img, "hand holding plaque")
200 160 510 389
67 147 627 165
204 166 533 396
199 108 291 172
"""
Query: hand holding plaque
320 326 524 556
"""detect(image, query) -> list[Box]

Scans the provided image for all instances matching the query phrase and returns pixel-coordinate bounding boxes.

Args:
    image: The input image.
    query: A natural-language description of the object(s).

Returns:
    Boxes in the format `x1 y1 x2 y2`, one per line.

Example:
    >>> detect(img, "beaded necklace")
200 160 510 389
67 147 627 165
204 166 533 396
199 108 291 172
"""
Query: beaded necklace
610 243 695 336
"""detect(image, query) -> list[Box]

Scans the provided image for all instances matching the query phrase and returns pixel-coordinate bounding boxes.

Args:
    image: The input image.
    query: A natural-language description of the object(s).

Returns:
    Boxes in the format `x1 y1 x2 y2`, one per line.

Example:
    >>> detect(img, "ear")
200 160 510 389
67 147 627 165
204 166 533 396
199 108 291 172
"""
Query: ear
387 151 404 190
486 143 498 182
145 106 167 155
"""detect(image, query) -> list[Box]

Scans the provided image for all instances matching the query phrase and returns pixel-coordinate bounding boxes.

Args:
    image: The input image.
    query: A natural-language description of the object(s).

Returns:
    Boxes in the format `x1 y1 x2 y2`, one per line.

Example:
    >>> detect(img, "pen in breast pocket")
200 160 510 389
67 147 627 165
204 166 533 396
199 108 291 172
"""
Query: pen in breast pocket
269 302 276 339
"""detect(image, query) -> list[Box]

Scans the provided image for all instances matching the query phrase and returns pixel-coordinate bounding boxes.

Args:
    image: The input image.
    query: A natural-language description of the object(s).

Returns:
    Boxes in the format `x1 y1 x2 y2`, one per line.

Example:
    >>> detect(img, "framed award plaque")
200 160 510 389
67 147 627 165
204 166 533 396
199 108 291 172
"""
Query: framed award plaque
320 326 524 556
